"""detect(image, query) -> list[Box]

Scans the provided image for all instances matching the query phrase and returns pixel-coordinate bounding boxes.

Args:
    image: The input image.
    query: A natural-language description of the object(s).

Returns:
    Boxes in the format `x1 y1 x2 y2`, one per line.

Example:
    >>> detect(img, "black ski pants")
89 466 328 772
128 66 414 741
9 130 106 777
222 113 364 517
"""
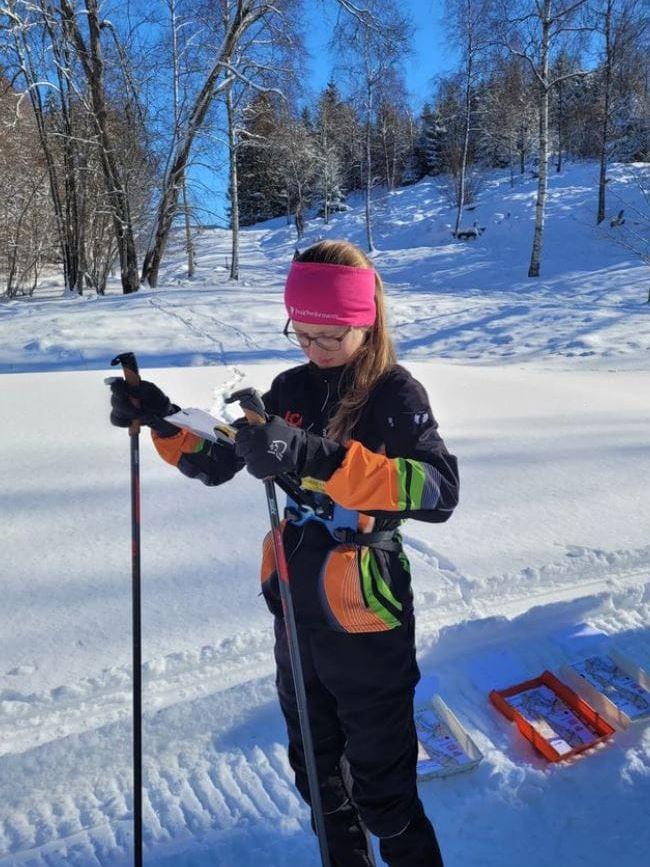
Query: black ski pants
273 615 445 866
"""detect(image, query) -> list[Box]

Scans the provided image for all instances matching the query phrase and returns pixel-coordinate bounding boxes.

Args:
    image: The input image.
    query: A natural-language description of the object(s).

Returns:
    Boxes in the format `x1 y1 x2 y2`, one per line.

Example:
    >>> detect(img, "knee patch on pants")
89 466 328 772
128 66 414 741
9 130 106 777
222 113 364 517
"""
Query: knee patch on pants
358 790 419 839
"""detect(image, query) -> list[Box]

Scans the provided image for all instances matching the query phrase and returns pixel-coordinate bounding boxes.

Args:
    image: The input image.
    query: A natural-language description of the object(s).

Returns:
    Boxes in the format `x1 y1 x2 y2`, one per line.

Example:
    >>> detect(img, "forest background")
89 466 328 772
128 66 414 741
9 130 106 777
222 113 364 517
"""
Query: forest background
0 0 647 299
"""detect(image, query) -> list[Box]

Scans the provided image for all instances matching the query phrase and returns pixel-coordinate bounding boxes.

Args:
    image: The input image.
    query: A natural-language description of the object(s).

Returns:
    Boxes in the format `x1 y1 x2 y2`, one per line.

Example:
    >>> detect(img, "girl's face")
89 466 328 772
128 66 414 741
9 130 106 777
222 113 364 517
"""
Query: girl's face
291 320 367 368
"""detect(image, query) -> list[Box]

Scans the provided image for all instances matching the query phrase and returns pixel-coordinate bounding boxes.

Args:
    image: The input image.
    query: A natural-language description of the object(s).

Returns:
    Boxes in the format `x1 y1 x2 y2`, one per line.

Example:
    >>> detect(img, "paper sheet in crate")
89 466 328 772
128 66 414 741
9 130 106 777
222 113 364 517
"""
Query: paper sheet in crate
416 695 482 779
562 652 650 724
506 684 598 757
490 671 614 762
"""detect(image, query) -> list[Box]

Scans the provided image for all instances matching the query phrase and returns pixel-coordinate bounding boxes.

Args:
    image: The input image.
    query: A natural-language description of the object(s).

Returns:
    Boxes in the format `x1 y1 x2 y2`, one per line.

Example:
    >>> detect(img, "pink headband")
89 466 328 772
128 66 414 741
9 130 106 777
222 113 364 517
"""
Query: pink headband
284 261 376 327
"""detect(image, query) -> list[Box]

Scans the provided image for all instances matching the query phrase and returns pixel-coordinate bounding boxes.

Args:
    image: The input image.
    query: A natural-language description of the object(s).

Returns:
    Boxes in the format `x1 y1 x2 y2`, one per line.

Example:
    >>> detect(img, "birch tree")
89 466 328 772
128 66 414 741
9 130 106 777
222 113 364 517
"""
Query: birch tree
0 79 53 296
54 0 142 293
445 0 491 236
165 0 195 277
374 71 414 191
479 56 537 181
334 0 413 252
1 0 82 292
141 0 307 287
500 0 589 277
588 0 646 223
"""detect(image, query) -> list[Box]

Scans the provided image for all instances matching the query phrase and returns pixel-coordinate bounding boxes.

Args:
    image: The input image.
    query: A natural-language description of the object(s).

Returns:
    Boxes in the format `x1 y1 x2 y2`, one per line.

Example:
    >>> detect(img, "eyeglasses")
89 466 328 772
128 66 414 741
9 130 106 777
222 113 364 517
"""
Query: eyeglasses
283 319 352 351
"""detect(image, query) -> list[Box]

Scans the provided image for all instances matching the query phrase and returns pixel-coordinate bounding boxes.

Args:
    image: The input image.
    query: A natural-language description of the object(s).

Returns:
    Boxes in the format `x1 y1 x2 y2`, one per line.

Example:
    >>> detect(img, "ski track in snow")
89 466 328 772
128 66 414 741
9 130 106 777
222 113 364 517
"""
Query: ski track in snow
146 296 262 361
2 544 649 867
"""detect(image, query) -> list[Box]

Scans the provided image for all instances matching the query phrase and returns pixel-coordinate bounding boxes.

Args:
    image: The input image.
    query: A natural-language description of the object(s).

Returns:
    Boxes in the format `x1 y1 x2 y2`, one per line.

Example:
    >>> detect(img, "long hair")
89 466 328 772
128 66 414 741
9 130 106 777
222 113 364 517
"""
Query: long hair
296 240 396 443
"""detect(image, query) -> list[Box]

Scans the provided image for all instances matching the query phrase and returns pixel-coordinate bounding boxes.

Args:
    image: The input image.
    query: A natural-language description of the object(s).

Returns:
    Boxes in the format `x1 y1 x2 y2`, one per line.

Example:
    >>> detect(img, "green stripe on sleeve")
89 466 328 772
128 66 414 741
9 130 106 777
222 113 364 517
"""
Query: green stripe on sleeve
395 458 409 510
407 460 426 510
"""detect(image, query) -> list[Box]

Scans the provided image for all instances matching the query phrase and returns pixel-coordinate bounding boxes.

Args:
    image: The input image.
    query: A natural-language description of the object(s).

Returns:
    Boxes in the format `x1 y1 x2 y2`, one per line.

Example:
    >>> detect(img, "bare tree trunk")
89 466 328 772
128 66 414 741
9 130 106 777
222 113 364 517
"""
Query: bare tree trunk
382 122 391 190
597 0 613 224
321 125 330 223
226 86 239 280
48 6 84 294
324 172 330 224
169 0 195 278
142 2 268 287
10 7 76 292
60 0 140 293
556 77 564 173
529 86 549 276
364 78 375 252
180 182 194 277
364 118 374 251
528 2 551 278
454 35 473 237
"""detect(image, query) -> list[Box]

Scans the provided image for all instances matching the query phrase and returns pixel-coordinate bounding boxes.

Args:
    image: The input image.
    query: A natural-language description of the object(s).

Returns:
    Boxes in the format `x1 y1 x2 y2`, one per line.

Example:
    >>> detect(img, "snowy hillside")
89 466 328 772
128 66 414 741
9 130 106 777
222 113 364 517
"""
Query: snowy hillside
2 161 649 867
2 161 649 374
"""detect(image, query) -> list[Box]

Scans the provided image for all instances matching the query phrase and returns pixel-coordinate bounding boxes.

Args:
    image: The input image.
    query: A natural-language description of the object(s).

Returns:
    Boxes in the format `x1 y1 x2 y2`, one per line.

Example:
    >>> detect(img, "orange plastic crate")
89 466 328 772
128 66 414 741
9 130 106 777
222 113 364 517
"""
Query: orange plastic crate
490 670 615 762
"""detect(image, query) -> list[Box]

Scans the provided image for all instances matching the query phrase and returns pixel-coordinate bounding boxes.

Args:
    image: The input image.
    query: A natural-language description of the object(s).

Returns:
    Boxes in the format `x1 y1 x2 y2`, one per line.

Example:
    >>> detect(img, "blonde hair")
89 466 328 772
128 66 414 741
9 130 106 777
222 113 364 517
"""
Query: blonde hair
296 240 396 443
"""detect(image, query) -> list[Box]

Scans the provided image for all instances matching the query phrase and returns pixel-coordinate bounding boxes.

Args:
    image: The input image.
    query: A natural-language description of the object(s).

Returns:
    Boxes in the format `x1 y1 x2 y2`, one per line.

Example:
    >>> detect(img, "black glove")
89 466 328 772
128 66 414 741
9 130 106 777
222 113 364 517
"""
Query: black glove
110 379 179 437
234 415 345 481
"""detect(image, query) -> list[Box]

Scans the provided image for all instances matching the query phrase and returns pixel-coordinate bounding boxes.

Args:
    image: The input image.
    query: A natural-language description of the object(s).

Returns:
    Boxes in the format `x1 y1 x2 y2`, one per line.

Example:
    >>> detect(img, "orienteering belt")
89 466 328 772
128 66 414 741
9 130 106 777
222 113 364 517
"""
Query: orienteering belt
284 493 401 552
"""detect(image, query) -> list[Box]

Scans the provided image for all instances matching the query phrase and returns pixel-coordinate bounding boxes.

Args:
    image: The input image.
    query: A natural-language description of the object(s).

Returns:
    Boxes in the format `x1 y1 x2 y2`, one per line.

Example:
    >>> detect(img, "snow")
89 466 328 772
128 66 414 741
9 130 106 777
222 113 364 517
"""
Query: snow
2 160 649 866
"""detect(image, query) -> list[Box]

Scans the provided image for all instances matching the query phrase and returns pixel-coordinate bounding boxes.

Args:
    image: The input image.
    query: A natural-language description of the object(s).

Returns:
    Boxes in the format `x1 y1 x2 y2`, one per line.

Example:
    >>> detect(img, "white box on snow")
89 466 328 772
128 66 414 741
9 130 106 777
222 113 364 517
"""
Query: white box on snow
415 695 483 780
559 649 650 730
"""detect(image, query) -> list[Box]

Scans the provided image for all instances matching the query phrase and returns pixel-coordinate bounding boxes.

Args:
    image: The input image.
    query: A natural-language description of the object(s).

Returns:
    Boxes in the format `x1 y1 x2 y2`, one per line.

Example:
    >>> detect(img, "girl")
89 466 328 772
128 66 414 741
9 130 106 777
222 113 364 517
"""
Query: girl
110 240 459 866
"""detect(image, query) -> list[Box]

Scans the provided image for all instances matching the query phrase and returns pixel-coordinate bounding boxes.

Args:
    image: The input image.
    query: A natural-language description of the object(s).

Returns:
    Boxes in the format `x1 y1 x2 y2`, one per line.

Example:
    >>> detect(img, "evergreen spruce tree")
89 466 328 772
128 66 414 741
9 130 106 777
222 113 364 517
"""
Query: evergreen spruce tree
314 82 351 219
237 92 285 226
422 102 447 175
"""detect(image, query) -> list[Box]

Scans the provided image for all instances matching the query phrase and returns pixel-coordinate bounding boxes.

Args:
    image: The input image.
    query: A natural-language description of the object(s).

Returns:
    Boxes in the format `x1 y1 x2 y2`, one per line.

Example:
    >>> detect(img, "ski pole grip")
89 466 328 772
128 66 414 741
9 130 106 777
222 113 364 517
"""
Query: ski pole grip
111 352 141 389
243 408 265 426
225 387 266 426
111 352 141 435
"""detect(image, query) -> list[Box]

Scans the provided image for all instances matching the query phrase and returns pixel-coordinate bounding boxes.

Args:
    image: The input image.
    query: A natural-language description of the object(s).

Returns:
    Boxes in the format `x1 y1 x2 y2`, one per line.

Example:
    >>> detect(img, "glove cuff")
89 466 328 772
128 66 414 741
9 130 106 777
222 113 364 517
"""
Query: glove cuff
147 404 181 438
301 433 346 481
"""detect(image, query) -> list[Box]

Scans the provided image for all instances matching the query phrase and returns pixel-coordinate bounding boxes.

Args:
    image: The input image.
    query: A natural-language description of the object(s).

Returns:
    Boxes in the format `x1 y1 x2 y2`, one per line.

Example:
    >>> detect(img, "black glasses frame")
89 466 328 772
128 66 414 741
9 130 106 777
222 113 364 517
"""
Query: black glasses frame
283 319 352 350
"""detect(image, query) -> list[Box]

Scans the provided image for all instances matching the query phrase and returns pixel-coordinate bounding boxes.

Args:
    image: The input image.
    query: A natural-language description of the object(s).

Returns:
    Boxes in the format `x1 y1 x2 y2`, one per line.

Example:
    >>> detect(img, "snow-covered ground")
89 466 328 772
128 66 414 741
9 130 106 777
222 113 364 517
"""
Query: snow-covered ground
2 161 649 866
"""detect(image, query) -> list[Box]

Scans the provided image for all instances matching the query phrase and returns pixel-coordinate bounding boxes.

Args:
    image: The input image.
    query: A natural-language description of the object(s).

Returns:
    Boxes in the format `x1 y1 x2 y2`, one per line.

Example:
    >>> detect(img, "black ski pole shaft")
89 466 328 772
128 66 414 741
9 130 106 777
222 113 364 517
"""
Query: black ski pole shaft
263 478 331 867
110 352 144 867
231 389 331 867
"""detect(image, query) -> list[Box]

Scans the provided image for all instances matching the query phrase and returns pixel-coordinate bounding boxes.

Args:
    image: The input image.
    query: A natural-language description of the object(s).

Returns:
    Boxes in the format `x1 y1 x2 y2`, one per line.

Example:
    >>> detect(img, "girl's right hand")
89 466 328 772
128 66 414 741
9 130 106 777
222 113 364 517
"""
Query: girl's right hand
109 379 179 436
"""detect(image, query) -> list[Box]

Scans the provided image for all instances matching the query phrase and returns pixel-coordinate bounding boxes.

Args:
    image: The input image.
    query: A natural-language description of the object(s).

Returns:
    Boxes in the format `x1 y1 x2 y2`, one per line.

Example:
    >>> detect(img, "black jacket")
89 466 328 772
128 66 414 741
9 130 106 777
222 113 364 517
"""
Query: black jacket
153 361 459 632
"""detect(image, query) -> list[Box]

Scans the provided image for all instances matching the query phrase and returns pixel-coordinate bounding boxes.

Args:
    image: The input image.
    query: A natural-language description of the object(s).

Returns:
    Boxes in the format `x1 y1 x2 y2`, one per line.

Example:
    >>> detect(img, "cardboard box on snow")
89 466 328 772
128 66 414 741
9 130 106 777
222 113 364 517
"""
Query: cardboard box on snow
416 695 483 779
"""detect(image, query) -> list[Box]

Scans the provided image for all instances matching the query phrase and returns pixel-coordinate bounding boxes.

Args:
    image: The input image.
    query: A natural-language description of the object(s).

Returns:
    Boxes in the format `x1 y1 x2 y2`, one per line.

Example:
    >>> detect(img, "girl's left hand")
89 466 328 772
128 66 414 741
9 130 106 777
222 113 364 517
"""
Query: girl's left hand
235 416 307 479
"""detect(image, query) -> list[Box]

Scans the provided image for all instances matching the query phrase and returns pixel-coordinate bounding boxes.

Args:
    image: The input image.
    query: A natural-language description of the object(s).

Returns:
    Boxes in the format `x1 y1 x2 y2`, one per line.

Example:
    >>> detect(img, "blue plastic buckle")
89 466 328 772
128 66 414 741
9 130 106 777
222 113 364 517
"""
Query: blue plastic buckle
285 494 358 541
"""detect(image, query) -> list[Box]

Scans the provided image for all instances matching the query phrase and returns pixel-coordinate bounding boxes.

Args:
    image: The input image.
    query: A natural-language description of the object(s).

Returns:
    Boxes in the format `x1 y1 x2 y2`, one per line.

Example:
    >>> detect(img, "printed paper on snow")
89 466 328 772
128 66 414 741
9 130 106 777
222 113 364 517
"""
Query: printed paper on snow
507 685 598 755
571 656 650 720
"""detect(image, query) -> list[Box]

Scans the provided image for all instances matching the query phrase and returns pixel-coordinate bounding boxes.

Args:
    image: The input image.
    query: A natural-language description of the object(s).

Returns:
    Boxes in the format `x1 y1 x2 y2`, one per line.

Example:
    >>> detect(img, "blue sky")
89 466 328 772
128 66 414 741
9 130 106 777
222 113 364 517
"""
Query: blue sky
306 0 457 108
191 0 457 224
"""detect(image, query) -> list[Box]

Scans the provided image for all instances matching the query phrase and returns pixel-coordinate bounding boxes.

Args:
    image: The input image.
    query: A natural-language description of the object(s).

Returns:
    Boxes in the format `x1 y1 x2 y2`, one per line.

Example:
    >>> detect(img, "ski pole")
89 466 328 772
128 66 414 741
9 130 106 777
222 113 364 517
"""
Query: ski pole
109 352 144 867
227 388 331 867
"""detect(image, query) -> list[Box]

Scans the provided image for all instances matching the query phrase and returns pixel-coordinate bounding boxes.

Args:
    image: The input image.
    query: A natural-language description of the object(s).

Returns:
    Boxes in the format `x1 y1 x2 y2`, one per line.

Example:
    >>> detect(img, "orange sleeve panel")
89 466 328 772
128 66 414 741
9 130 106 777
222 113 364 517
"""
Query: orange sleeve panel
151 428 204 467
324 440 401 511
324 439 447 514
